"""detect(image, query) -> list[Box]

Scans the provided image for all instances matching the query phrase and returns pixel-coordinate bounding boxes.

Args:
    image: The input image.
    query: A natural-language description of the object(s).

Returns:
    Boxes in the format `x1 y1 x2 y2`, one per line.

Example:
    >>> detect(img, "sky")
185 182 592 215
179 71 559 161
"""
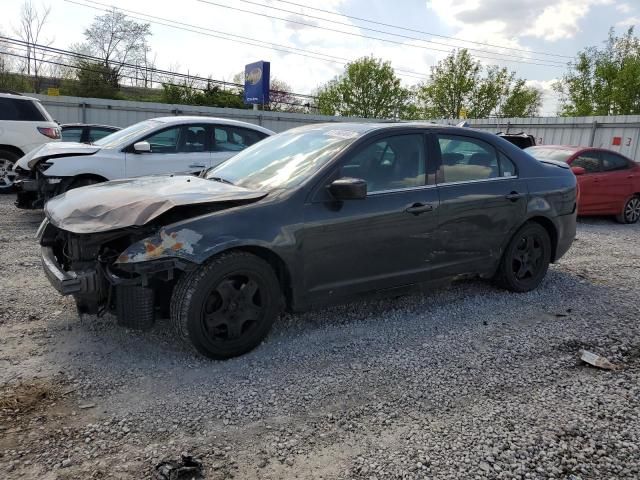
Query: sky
1 0 639 115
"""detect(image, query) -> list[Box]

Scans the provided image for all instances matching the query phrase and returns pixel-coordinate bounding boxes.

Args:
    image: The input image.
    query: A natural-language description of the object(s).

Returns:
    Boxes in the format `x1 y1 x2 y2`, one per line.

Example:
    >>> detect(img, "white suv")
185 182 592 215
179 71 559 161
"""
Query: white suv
0 92 61 192
14 116 274 209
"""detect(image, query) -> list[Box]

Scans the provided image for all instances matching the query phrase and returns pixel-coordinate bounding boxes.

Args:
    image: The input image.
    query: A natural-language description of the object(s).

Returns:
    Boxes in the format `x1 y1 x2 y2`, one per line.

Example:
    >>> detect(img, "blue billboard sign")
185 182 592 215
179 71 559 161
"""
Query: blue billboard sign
244 61 270 105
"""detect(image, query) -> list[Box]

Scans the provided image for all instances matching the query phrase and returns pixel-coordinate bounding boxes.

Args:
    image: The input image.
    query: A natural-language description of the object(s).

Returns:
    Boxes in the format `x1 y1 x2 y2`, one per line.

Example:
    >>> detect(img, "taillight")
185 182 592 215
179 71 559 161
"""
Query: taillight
37 127 61 139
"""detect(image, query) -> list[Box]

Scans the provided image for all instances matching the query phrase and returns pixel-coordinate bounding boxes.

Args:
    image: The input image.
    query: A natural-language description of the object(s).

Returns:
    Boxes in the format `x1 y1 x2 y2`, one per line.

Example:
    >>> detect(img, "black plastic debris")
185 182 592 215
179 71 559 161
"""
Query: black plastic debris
154 454 204 480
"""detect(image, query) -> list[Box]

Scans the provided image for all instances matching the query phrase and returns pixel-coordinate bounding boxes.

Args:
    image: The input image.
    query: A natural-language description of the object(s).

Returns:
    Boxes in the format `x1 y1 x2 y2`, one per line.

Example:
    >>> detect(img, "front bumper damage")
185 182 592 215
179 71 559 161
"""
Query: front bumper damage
15 171 64 209
38 219 195 317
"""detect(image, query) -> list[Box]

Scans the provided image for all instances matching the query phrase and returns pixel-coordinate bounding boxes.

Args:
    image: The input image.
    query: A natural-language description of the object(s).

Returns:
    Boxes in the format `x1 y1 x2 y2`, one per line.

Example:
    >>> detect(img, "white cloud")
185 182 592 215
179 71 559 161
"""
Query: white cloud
616 3 633 13
525 79 560 115
617 16 640 27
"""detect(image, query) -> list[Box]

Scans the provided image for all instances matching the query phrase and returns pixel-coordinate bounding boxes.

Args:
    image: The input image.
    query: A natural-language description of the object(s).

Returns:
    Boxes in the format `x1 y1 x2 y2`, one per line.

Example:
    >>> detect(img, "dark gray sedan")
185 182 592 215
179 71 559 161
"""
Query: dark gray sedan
38 123 577 359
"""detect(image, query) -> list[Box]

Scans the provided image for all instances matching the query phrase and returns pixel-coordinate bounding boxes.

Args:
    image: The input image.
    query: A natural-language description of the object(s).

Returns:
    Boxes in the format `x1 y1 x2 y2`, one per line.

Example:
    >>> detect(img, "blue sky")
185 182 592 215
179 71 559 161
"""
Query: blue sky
1 0 639 115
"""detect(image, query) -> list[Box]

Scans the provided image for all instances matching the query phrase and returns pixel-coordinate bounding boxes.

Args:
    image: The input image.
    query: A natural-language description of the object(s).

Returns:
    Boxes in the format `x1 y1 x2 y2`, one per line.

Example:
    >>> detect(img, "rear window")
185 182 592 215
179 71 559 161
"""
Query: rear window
525 147 574 163
0 98 47 121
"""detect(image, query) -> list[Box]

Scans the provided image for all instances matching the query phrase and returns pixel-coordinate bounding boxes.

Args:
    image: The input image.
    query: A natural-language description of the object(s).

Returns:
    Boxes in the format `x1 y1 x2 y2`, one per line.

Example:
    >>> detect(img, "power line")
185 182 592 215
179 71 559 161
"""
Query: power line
197 0 567 68
1 37 317 105
265 0 574 60
227 0 568 65
65 0 432 80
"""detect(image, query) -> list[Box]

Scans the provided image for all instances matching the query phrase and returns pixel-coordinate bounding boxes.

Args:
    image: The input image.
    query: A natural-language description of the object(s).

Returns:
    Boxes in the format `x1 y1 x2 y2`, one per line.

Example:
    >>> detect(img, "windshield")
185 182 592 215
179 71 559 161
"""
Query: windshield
92 119 162 148
525 146 575 163
206 126 363 190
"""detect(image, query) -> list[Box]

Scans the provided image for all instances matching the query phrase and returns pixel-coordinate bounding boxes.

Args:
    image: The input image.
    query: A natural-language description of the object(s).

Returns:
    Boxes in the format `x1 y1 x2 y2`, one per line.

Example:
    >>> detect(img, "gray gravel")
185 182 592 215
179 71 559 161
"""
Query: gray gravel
0 193 639 479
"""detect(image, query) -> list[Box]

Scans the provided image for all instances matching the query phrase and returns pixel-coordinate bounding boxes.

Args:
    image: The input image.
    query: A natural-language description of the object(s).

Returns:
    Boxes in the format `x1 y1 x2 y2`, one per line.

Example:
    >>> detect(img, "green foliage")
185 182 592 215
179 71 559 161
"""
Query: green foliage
418 49 541 118
160 80 246 109
316 57 411 118
68 60 120 98
555 27 640 116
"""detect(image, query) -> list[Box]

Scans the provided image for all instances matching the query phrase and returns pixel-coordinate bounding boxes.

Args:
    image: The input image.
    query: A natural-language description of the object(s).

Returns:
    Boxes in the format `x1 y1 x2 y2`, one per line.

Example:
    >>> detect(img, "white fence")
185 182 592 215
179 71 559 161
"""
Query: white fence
30 94 640 162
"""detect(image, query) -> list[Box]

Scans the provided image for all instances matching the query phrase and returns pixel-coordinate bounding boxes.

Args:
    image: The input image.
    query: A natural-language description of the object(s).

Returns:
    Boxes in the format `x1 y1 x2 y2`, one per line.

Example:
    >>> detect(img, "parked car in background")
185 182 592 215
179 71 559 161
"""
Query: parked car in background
526 145 640 224
13 116 274 209
61 123 120 144
38 123 577 359
497 132 536 149
0 92 60 193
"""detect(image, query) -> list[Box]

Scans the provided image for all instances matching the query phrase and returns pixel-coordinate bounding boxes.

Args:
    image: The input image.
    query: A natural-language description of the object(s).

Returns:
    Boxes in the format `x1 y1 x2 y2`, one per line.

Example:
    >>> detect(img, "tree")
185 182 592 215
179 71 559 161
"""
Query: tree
13 0 53 92
79 8 151 86
69 60 119 98
315 56 410 118
233 72 302 112
555 28 640 116
160 78 245 109
418 49 542 118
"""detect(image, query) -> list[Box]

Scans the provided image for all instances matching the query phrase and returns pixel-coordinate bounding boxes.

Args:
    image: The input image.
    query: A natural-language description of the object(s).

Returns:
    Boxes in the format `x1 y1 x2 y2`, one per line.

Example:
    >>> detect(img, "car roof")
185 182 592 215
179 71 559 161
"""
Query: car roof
61 123 120 129
528 145 582 151
151 116 275 135
287 122 505 137
0 92 41 102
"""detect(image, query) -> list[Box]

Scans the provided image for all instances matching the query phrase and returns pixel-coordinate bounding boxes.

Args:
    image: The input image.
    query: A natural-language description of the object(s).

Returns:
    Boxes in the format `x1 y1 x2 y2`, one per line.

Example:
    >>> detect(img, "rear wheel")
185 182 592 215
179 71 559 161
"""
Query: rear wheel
0 149 20 194
616 196 640 224
495 222 551 293
170 251 282 359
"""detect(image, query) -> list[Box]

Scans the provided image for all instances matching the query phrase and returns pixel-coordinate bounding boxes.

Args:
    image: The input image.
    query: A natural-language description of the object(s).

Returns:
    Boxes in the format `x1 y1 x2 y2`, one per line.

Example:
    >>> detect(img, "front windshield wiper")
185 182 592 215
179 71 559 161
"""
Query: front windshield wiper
208 176 235 186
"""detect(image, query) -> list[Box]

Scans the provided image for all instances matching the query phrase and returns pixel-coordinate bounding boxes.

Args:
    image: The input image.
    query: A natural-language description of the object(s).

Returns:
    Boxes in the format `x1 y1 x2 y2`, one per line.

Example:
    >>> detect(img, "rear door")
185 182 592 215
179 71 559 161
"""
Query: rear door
125 124 211 177
210 125 268 168
599 151 635 212
432 132 526 277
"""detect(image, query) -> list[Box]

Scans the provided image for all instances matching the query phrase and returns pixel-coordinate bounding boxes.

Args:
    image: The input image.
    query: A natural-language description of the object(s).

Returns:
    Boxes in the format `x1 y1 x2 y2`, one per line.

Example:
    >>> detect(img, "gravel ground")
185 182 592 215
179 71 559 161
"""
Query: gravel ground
0 193 639 480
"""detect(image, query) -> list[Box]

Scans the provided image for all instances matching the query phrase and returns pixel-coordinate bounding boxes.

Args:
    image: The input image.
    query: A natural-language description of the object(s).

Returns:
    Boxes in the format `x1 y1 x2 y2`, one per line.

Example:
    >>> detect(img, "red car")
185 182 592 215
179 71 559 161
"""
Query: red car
526 146 640 224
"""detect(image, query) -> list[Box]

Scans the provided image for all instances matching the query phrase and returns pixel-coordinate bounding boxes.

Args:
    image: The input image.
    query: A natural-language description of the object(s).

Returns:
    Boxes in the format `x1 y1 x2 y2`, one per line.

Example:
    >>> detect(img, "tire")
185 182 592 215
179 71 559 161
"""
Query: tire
170 251 282 359
494 222 551 293
0 149 20 194
115 285 155 331
616 195 640 224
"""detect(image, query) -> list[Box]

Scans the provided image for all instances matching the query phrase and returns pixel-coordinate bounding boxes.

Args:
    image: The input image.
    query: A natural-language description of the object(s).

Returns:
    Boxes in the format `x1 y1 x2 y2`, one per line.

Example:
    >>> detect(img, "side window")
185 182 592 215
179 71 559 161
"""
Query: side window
438 135 499 183
143 127 181 153
571 153 600 173
601 152 630 172
88 127 117 143
61 127 84 143
179 125 206 153
499 152 517 177
341 134 426 193
0 98 47 121
212 127 264 152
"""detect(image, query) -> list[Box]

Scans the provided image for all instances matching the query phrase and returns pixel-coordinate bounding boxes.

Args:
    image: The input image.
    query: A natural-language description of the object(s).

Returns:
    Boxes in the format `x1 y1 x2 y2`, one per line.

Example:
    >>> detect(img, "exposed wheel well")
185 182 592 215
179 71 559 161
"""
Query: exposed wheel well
527 216 558 262
232 246 293 310
0 145 25 158
71 174 109 184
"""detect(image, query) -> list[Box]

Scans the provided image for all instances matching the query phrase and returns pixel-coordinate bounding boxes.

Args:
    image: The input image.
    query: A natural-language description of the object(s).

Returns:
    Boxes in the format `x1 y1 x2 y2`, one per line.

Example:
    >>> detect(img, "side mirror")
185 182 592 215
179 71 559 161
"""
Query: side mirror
329 177 367 200
133 141 151 153
571 166 586 176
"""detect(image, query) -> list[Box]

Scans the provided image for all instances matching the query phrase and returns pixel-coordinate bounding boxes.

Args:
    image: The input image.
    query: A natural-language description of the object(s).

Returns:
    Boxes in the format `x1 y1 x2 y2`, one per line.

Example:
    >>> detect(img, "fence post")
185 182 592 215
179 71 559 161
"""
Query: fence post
589 120 598 147
80 102 87 123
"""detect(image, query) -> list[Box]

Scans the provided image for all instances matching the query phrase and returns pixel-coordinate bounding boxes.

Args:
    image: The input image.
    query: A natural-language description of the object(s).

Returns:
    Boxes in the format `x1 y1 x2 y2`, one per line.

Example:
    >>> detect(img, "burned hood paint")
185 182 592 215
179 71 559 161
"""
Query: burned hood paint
16 142 101 170
45 175 267 234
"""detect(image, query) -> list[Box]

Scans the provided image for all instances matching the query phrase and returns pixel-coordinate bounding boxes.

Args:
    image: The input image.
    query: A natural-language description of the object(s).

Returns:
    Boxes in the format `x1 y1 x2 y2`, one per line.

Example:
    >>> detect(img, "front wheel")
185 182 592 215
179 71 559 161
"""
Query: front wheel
616 196 640 224
494 222 551 293
0 149 20 194
170 251 282 359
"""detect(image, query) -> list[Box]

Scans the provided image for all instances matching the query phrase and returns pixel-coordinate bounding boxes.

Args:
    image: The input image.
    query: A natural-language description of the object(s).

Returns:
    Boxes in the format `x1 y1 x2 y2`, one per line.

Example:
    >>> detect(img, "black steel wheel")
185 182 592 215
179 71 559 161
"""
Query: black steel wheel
170 251 281 359
495 222 551 293
616 196 640 224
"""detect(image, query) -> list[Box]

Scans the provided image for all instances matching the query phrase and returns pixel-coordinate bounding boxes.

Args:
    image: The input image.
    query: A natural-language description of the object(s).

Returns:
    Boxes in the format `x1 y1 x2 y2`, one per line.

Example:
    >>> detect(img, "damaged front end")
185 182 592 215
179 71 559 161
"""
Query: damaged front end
38 219 196 318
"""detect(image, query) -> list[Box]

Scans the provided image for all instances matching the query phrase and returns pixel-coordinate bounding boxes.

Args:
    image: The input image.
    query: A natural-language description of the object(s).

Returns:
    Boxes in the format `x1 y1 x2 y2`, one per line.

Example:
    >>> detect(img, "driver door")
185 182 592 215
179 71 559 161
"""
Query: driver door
301 132 441 305
125 124 212 177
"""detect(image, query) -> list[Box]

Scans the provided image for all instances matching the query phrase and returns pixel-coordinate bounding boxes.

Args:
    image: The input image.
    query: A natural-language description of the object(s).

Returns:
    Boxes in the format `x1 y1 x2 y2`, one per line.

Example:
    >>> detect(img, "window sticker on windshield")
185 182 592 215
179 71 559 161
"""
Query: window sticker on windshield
325 129 359 139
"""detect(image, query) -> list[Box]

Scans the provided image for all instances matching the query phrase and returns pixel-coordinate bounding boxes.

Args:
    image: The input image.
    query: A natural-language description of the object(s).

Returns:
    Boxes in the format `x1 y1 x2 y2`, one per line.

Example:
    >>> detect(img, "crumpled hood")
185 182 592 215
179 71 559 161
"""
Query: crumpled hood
45 175 267 234
15 142 101 170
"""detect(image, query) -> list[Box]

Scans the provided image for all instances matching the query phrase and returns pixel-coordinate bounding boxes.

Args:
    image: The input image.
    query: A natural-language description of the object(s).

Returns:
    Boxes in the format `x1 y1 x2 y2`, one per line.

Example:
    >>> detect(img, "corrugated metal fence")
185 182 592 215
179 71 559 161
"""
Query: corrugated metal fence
31 94 640 162
30 94 364 133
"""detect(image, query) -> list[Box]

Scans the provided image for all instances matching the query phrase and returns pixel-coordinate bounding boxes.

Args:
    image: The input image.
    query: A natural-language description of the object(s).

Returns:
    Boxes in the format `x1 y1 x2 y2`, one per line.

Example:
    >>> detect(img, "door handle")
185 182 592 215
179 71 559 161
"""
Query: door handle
189 164 206 168
505 192 523 201
405 202 434 215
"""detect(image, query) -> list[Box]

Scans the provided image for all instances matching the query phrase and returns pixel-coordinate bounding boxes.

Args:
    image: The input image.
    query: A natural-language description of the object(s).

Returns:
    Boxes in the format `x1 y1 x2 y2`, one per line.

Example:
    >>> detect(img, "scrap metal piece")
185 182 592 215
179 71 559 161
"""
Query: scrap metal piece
579 350 618 370
154 454 204 480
